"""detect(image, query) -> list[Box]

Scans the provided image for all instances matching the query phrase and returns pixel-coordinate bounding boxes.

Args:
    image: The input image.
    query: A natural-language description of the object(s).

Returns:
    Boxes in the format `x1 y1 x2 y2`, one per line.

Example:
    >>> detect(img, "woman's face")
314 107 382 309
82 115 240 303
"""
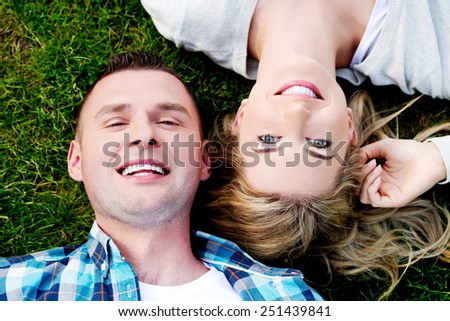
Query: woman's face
234 60 356 196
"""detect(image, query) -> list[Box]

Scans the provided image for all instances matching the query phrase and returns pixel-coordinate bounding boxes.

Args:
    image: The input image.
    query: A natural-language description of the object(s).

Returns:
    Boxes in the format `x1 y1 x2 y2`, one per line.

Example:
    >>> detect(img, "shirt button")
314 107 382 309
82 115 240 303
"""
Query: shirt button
101 262 107 271
127 284 132 298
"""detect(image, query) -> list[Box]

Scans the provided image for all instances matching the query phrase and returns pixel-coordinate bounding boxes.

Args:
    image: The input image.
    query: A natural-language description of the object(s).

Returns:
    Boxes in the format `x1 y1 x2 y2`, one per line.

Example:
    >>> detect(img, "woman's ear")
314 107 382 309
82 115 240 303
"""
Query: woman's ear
233 98 248 134
347 108 357 144
68 140 83 182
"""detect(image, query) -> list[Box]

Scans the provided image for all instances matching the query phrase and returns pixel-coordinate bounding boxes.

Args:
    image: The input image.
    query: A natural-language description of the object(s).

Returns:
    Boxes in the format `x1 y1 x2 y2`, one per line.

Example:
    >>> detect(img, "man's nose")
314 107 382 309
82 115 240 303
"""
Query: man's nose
128 119 160 147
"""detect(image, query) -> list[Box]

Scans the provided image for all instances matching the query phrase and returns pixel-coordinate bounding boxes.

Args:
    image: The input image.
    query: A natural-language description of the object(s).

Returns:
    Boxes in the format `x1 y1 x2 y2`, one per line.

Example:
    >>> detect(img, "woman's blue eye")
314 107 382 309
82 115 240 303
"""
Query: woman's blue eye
258 134 279 144
307 139 330 149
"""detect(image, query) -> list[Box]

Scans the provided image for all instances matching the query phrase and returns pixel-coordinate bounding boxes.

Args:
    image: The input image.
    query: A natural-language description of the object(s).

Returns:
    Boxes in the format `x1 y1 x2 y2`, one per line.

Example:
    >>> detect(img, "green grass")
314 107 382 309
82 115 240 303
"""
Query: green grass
1 0 449 300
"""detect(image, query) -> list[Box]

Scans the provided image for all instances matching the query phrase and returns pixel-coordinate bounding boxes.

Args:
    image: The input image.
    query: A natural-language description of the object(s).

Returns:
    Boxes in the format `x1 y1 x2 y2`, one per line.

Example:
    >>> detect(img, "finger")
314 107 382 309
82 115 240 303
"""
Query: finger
367 176 384 207
360 140 389 163
357 159 377 196
359 165 382 204
363 159 377 176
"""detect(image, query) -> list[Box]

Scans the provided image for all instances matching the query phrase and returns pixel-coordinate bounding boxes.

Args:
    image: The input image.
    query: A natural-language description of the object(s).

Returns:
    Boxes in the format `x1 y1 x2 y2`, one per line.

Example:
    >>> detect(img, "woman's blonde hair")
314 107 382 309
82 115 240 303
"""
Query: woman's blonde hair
207 90 450 299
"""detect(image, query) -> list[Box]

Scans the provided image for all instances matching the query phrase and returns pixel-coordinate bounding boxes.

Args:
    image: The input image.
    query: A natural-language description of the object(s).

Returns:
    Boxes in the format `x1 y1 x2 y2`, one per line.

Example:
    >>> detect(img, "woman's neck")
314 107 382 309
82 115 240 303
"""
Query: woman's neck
249 0 375 74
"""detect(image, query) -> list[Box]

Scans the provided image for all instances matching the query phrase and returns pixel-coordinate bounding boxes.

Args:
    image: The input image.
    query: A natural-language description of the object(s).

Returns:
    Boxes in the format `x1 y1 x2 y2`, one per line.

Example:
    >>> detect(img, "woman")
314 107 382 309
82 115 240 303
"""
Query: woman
141 0 450 297
207 91 449 298
141 0 450 200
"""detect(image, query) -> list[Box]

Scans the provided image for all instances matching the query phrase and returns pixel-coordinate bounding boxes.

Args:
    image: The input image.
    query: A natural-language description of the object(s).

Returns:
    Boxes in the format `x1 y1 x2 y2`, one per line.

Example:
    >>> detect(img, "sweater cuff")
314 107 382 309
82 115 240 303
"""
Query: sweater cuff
426 136 450 184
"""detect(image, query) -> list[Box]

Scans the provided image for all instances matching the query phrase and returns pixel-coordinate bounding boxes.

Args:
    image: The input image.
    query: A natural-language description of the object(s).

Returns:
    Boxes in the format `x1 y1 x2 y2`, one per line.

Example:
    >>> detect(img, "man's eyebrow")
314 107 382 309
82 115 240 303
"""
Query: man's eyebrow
94 102 192 119
156 102 191 119
95 103 131 119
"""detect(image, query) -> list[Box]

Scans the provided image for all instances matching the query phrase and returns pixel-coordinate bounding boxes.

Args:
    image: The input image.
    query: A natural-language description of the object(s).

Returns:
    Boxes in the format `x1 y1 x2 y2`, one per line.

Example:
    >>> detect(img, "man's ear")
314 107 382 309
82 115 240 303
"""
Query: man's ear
68 140 83 181
200 140 211 181
347 108 357 144
233 99 248 134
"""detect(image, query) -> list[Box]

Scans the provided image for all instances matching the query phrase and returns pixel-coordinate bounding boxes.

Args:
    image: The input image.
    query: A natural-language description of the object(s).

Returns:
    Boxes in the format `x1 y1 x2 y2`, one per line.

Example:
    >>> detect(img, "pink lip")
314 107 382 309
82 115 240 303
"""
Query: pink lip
275 80 323 99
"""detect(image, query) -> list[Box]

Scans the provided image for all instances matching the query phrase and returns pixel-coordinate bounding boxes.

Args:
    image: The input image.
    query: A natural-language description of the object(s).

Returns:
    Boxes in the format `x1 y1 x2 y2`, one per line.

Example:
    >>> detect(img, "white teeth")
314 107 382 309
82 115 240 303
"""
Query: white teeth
121 164 165 176
281 86 317 98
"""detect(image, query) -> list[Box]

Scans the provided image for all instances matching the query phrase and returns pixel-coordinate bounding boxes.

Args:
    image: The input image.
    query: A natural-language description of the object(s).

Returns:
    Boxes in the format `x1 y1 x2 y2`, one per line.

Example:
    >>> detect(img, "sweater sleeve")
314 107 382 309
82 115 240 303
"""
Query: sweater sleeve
426 136 450 185
140 0 259 79
337 0 450 99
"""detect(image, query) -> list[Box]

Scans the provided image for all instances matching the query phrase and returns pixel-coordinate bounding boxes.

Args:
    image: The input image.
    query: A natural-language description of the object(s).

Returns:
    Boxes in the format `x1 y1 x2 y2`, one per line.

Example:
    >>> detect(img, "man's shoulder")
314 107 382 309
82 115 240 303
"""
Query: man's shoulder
0 244 83 274
0 244 94 300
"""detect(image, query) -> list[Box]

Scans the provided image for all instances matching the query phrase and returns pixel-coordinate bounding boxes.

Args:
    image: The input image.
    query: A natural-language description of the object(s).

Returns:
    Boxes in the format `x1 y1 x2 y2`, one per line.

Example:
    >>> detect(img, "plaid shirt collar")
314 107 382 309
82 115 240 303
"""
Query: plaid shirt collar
0 222 323 301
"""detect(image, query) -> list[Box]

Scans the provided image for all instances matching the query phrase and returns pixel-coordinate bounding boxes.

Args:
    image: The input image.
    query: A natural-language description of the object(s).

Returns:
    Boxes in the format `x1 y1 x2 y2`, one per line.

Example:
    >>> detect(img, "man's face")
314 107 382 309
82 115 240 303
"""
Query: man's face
68 70 210 228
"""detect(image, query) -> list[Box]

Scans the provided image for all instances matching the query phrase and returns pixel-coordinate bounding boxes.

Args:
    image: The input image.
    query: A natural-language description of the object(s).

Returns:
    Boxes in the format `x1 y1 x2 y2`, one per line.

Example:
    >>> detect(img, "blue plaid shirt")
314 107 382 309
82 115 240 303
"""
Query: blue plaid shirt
0 222 323 301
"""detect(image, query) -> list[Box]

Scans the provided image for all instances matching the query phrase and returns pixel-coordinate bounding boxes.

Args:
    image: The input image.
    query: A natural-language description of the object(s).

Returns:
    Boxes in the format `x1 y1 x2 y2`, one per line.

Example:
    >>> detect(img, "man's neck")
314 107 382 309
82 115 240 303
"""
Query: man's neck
249 0 375 73
96 215 208 286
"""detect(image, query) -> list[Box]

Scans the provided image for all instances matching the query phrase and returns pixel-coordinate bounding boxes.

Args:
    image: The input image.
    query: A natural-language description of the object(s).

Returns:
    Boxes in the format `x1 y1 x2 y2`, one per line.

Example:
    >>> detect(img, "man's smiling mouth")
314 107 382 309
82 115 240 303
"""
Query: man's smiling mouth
117 162 169 176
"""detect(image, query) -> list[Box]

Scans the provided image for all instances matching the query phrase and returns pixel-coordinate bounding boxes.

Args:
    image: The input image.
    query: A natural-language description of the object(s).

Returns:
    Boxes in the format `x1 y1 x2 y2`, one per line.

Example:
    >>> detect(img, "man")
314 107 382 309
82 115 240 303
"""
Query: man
0 51 323 301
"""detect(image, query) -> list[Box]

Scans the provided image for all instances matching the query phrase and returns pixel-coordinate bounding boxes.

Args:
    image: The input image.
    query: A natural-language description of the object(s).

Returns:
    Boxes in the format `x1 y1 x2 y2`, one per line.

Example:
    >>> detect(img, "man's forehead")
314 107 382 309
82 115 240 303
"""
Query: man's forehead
93 69 185 93
85 70 194 110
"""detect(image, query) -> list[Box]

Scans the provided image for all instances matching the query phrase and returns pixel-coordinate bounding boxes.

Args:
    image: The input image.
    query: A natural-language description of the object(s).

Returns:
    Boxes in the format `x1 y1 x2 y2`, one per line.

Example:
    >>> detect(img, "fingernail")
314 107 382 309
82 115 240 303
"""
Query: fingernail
365 159 376 167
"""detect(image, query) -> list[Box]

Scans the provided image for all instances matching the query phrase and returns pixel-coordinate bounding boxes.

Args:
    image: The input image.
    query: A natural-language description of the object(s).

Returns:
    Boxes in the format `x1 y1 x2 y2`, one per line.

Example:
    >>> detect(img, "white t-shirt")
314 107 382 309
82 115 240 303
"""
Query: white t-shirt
350 0 388 66
138 265 242 301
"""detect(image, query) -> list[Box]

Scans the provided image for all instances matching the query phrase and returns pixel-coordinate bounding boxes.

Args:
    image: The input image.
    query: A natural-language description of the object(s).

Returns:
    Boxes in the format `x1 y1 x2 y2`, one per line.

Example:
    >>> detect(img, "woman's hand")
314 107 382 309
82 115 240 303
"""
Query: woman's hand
359 138 446 207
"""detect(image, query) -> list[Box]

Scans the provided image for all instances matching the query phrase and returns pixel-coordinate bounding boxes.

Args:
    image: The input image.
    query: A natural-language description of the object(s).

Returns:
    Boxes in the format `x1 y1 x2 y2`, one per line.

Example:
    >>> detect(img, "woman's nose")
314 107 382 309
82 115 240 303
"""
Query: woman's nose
282 102 310 127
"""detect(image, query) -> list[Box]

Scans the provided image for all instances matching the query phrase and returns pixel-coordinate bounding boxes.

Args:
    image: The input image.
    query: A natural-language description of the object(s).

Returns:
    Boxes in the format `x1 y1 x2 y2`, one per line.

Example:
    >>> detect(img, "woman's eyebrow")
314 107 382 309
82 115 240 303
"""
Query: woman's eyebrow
308 149 334 161
251 146 279 154
251 146 335 161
